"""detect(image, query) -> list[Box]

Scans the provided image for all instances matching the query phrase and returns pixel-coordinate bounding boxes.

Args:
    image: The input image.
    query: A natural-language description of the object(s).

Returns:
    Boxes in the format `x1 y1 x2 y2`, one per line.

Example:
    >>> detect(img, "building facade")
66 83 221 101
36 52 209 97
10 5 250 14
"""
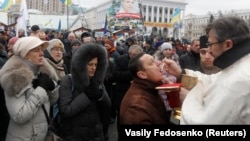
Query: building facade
78 0 187 38
25 0 67 15
184 9 250 40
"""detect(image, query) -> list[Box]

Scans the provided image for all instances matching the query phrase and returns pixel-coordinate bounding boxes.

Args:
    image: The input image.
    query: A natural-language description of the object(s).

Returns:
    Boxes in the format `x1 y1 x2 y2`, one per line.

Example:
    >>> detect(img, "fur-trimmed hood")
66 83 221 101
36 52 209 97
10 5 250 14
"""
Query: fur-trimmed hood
71 43 108 93
0 55 59 96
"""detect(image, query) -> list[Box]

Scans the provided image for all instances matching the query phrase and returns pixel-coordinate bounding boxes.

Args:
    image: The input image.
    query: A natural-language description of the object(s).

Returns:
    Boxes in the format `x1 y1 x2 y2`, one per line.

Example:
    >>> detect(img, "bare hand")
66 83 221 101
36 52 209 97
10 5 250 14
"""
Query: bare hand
162 58 182 77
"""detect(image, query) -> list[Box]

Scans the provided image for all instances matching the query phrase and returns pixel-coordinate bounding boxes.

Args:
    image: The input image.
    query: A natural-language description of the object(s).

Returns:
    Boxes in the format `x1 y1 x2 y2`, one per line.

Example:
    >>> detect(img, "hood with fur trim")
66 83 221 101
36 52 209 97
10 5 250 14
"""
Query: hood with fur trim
0 55 59 96
71 43 108 93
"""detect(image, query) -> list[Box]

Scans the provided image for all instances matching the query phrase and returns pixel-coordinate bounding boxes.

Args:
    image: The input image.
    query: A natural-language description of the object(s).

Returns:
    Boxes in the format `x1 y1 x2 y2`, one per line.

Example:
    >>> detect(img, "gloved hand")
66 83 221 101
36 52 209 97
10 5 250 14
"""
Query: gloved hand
37 73 55 91
85 85 103 100
32 78 39 88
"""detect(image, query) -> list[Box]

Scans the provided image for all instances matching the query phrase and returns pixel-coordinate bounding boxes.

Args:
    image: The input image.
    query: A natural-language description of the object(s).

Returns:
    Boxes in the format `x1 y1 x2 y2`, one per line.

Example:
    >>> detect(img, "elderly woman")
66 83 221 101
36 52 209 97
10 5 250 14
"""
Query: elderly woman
45 38 68 80
58 43 111 141
0 36 59 141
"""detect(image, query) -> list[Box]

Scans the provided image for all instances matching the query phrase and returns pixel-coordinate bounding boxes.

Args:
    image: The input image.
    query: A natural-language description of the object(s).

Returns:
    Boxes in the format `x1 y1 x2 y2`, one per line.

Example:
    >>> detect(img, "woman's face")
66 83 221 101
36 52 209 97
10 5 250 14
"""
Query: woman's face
72 44 80 53
162 49 173 58
87 57 98 77
25 46 45 65
122 0 134 13
51 47 63 62
104 43 112 50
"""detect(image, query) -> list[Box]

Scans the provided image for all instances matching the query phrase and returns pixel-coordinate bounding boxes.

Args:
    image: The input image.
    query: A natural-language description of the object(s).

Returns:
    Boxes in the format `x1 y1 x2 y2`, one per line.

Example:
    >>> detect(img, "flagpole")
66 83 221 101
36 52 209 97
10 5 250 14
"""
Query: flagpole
138 0 144 36
67 4 69 30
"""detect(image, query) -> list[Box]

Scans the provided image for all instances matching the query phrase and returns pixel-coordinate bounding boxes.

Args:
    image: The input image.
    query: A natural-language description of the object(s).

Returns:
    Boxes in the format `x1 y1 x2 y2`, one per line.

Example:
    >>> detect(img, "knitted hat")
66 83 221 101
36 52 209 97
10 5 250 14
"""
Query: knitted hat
200 35 208 49
47 39 65 53
13 36 49 58
160 42 172 52
81 32 91 39
31 25 40 32
8 37 19 45
70 39 82 47
155 41 164 48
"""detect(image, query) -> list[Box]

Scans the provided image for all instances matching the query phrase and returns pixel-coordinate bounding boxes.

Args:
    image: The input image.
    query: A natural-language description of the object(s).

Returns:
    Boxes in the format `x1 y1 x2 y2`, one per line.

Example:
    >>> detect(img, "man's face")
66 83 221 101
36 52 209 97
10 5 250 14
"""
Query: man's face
18 30 24 37
68 33 75 42
143 42 150 48
207 29 227 59
137 54 163 84
191 40 200 53
200 48 214 67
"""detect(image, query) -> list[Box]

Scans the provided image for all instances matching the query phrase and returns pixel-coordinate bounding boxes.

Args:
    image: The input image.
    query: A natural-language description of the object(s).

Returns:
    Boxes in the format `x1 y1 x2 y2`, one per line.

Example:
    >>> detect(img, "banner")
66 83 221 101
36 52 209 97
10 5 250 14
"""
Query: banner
106 0 143 33
115 0 141 19
144 22 172 28
17 0 28 36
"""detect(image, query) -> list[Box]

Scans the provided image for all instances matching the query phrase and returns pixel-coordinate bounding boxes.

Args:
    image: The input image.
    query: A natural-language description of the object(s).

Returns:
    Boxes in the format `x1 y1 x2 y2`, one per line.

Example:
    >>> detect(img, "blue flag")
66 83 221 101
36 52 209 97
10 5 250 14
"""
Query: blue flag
58 19 61 31
103 15 108 34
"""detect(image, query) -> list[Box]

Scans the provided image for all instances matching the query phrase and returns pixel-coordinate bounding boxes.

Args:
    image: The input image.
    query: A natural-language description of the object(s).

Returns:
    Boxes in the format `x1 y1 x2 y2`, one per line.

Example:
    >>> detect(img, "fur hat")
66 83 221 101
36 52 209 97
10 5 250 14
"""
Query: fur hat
160 42 172 52
71 43 108 93
13 36 49 58
47 39 65 53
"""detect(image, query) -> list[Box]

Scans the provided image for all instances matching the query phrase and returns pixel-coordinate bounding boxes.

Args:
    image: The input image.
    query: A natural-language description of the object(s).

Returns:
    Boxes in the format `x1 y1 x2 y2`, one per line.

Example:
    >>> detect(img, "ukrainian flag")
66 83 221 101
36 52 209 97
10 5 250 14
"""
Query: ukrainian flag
44 19 52 26
0 0 13 12
170 8 181 24
60 0 72 6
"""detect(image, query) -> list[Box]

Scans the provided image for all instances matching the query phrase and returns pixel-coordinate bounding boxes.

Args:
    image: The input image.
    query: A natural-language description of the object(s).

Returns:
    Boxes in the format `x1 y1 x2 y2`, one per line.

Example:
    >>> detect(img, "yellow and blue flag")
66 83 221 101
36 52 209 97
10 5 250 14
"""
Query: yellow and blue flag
44 19 52 26
60 0 72 6
0 0 13 12
170 8 181 24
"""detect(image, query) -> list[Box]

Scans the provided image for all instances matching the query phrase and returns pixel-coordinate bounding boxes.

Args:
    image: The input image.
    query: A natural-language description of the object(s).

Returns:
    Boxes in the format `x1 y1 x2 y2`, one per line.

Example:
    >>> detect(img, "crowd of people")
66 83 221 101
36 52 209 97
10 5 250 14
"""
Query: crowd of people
0 15 250 141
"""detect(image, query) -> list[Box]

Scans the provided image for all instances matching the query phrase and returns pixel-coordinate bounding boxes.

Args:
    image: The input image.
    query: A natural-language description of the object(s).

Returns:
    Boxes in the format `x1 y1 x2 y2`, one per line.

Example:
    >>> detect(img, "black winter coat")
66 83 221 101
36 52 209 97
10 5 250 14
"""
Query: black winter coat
179 51 201 71
58 43 111 141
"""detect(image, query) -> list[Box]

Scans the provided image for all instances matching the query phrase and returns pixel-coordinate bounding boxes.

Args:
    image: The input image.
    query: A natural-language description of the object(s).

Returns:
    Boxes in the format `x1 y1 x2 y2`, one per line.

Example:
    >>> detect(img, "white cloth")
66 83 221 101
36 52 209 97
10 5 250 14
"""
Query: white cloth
180 54 250 124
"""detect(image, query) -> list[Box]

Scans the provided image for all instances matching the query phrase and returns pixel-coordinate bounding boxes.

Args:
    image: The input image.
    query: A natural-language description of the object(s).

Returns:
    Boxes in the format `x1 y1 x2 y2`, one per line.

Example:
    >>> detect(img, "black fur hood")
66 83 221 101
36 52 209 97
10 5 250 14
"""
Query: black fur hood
0 55 59 96
71 43 108 93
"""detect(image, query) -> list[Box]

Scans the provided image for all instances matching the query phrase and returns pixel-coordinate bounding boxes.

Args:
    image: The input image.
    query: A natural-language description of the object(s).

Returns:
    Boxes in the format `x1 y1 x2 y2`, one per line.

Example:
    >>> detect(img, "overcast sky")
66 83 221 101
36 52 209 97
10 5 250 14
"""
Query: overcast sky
72 0 250 15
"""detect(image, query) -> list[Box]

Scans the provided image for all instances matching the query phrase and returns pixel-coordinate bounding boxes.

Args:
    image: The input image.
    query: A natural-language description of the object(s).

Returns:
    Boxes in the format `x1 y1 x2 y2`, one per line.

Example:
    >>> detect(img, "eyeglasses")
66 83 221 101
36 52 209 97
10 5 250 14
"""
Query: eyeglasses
205 40 224 47
52 47 63 52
